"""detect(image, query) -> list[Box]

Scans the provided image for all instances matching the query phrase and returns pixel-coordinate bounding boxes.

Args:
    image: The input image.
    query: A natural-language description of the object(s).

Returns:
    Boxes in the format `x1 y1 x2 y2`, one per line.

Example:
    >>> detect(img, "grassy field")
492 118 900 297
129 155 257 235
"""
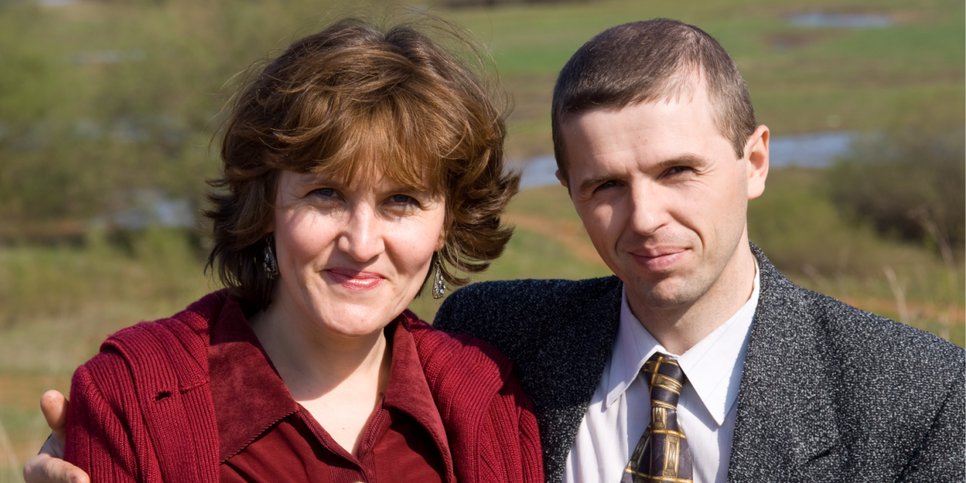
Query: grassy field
1 0 963 479
444 0 965 159
1 181 963 477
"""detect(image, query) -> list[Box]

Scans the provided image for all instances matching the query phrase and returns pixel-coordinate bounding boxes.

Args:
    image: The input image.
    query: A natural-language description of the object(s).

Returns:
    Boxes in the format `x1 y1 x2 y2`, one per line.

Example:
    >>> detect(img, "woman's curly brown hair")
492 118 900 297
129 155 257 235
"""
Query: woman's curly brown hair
205 17 517 312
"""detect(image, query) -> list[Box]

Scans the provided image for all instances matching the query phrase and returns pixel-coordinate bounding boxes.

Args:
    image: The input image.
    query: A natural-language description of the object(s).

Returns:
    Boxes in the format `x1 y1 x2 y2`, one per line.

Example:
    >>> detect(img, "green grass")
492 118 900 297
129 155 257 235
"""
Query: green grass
445 0 965 157
0 230 213 480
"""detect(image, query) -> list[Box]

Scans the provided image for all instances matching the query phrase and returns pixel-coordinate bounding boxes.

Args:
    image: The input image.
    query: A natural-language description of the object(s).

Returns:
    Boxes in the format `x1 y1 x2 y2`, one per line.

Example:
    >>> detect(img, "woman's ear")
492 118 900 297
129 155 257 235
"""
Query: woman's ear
436 225 447 252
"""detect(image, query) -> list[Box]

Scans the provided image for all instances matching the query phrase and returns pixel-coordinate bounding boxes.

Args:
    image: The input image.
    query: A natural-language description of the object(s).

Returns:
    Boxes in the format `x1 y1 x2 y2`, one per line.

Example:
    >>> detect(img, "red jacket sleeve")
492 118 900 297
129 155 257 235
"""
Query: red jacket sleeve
65 354 147 481
485 368 543 483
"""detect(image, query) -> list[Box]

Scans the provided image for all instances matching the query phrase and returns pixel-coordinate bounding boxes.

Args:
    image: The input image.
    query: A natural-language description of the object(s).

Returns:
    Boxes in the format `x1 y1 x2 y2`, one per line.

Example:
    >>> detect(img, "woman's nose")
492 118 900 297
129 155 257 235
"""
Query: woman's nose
337 204 385 262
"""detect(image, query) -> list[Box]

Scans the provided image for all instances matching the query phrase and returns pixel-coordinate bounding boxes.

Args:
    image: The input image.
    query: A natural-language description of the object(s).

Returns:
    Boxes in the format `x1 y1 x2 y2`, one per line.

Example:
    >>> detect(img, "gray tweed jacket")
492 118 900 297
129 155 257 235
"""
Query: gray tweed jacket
434 246 965 482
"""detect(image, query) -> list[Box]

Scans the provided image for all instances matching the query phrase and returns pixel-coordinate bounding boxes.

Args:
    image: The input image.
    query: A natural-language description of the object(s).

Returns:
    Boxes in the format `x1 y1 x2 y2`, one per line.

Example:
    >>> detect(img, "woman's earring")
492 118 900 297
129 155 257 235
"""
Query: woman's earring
432 256 446 299
263 236 279 280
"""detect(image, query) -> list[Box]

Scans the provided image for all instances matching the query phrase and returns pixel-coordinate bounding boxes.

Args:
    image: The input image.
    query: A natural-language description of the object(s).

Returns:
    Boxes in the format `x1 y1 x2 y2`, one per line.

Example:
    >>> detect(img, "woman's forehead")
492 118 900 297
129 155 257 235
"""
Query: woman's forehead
304 152 443 191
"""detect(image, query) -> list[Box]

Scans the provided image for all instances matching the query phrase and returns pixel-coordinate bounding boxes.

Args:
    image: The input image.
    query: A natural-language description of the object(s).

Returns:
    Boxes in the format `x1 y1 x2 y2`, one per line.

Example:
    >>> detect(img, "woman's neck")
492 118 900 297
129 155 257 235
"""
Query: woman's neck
250 305 392 454
251 305 390 400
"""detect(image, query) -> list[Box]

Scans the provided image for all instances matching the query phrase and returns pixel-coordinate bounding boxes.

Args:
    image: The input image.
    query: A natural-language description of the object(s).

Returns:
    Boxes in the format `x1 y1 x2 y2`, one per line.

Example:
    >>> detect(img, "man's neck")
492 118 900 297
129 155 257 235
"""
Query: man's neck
634 249 758 355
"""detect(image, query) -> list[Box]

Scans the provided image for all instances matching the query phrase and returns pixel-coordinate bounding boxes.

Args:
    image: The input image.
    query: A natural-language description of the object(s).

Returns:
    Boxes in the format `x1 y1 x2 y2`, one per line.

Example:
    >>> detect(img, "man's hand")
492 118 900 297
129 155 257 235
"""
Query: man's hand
22 390 90 483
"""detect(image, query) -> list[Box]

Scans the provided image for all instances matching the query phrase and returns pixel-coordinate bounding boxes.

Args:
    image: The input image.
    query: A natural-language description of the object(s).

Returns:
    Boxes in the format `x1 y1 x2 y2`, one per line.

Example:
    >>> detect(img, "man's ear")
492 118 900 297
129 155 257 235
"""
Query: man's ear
745 125 769 200
555 169 569 189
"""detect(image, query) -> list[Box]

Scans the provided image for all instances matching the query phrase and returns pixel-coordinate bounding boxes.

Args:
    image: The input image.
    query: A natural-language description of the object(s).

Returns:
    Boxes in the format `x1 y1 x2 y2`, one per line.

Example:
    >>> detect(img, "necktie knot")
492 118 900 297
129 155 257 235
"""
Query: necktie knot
642 352 687 407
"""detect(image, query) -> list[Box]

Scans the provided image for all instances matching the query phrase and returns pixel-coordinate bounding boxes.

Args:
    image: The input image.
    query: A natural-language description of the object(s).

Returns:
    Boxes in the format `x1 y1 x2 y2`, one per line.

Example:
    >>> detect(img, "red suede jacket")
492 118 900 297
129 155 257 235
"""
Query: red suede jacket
64 290 543 482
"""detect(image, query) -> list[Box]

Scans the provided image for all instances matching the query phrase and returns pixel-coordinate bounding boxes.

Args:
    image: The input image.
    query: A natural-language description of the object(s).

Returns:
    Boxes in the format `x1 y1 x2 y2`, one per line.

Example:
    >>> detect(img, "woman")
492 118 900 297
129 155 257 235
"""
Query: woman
27 17 542 482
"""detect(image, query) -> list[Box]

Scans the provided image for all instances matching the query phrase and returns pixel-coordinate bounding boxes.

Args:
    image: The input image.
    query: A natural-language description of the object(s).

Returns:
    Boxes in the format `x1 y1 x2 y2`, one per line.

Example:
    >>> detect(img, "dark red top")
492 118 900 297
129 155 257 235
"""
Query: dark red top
209 318 449 482
65 290 542 482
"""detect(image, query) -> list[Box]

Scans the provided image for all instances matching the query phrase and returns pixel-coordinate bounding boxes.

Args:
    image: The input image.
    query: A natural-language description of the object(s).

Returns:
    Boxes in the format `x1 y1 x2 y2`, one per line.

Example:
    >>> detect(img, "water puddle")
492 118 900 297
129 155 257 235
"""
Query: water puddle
787 12 893 29
516 131 858 189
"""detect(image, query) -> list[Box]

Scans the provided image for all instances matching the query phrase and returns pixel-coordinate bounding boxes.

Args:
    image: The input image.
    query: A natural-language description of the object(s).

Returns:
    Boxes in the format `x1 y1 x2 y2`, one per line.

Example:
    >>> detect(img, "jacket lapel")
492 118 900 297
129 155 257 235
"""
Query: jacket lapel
728 249 842 481
539 277 623 481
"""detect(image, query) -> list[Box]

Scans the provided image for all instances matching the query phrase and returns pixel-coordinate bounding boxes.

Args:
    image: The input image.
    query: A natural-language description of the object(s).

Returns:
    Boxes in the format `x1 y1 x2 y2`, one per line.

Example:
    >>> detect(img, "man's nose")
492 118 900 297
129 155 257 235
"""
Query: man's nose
628 182 668 235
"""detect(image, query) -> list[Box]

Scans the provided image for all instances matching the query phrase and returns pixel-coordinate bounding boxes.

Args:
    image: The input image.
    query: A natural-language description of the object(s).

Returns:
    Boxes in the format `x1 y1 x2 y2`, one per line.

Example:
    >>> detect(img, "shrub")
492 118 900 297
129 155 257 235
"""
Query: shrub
824 124 965 257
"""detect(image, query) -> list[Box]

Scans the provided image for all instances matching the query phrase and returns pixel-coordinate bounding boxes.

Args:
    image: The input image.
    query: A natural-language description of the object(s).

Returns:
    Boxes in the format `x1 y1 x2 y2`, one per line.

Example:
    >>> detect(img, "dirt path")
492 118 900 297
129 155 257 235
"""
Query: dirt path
505 212 604 266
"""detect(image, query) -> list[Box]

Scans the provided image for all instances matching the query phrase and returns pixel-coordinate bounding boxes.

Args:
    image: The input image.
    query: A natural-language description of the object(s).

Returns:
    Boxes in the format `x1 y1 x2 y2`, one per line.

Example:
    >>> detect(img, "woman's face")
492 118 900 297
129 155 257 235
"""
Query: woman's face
268 169 445 338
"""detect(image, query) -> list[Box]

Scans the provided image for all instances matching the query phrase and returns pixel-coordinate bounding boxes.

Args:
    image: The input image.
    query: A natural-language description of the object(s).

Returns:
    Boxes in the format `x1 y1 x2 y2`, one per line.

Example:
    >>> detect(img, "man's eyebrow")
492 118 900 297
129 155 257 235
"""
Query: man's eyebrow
653 154 705 169
574 154 708 193
574 174 611 196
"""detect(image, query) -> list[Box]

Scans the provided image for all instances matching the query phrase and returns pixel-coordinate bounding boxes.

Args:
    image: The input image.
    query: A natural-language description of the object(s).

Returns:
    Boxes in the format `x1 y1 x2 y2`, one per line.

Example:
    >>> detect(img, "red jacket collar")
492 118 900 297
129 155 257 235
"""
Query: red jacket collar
207 298 449 467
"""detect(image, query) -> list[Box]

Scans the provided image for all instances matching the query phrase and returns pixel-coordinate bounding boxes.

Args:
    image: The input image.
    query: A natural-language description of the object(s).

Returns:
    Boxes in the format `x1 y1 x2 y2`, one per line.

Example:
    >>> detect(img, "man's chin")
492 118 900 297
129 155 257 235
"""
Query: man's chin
628 278 696 310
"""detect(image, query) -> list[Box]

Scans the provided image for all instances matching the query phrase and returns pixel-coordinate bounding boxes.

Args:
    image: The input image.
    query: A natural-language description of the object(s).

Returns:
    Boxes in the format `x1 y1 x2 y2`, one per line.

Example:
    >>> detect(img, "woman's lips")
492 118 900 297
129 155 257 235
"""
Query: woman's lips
325 268 384 290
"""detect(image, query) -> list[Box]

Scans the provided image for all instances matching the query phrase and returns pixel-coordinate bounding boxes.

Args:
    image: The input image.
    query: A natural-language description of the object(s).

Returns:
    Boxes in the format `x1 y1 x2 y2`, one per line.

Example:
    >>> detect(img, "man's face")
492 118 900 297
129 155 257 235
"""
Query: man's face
558 80 768 323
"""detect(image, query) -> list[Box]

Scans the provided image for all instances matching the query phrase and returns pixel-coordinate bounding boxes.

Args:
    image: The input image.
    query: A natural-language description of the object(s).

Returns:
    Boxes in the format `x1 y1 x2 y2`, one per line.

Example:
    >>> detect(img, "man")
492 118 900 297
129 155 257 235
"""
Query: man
23 18 966 483
435 18 964 483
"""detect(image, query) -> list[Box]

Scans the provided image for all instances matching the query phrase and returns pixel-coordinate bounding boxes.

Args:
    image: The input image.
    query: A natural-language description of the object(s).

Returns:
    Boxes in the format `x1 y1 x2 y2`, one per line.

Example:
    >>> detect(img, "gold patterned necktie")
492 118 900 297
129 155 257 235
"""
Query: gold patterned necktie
623 352 693 483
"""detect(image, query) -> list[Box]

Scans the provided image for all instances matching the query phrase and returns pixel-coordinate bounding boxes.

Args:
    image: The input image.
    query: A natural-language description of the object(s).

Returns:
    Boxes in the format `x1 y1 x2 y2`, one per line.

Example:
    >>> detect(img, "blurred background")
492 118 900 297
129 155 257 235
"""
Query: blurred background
0 0 962 477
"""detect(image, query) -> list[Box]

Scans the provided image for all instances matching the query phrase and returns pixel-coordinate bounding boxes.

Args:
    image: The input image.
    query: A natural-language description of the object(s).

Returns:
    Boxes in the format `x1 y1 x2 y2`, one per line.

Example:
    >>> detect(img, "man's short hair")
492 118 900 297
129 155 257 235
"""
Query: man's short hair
551 18 758 180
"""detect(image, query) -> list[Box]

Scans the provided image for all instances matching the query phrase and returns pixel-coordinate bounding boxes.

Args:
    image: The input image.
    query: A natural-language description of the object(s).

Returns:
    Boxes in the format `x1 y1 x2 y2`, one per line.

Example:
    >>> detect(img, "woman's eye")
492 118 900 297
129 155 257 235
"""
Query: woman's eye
308 187 339 199
387 194 420 207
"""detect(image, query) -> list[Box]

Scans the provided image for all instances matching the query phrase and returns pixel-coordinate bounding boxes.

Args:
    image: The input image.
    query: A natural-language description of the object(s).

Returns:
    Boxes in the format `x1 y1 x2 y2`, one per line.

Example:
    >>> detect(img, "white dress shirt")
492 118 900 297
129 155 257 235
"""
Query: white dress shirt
564 269 760 483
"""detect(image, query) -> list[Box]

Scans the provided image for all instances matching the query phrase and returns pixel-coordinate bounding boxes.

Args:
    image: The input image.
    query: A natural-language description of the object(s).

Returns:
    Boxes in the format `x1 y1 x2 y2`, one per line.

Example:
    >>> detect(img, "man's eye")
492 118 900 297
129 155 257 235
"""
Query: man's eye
664 166 693 177
593 180 621 193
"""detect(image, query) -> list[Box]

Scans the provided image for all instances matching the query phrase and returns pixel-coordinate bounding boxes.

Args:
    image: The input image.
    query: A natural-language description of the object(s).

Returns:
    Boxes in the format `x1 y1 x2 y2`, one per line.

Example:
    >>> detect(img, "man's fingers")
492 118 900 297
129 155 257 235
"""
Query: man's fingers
22 453 90 483
24 390 92 482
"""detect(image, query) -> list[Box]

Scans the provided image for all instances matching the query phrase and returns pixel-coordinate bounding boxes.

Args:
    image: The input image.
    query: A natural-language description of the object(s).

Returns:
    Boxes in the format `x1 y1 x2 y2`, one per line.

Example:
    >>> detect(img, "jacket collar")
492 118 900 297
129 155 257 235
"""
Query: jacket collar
728 245 841 480
544 277 624 481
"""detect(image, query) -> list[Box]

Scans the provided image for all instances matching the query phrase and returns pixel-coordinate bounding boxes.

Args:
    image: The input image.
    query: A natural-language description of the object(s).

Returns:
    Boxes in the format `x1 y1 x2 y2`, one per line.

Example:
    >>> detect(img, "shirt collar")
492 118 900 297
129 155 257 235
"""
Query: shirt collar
603 265 760 426
209 303 445 463
208 298 297 463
